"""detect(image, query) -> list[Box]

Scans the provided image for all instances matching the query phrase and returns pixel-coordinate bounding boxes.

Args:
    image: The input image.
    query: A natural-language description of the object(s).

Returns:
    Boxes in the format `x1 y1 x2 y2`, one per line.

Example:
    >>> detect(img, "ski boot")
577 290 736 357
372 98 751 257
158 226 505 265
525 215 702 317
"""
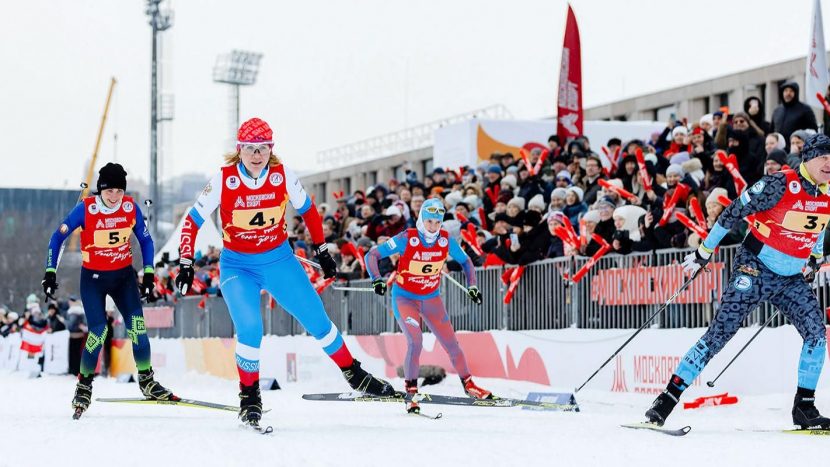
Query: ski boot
239 383 272 433
341 359 398 397
405 379 420 414
793 388 830 429
645 391 679 426
462 376 493 399
138 368 177 401
72 375 94 420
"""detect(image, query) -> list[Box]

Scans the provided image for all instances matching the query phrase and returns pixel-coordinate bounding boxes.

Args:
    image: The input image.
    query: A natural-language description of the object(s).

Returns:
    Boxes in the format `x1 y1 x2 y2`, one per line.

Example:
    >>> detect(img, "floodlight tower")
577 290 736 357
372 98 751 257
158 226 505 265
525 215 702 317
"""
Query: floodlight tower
213 50 264 142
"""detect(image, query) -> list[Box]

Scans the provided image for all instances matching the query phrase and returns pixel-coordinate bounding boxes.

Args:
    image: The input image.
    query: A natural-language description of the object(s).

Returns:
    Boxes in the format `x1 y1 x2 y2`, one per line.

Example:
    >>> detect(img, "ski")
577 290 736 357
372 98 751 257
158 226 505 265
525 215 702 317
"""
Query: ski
621 422 692 436
301 392 577 411
738 428 830 436
241 420 274 435
408 409 443 420
95 397 271 413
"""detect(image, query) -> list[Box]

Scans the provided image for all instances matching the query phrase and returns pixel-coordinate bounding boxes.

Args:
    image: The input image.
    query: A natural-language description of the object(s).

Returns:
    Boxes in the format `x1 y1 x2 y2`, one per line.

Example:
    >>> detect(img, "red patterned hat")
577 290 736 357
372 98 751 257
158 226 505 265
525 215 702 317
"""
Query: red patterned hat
237 118 273 144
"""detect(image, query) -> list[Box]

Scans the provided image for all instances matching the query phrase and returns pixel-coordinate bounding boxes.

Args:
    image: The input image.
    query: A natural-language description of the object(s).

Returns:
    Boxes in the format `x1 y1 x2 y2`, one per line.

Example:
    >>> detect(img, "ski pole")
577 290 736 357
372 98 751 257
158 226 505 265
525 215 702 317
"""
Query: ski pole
441 271 468 292
575 267 704 393
295 255 322 270
331 286 374 292
706 310 779 388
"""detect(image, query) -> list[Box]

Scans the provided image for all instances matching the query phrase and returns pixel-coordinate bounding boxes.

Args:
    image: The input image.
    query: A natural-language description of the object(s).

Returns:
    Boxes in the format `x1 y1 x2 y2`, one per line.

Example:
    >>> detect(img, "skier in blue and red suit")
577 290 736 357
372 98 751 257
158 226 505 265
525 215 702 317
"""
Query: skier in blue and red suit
42 162 175 418
176 118 395 427
365 198 489 414
646 134 830 429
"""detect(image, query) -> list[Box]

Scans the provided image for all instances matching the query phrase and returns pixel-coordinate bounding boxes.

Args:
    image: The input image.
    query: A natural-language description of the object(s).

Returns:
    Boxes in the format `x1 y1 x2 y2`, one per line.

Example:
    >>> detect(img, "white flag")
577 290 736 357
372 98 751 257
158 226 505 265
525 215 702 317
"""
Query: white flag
806 0 829 109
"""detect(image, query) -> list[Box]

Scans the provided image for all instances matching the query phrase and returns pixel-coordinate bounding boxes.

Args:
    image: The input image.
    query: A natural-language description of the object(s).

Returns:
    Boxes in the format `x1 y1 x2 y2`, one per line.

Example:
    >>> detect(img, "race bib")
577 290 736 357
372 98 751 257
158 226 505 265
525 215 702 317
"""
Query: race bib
92 227 132 248
406 260 446 277
231 206 284 230
781 212 830 233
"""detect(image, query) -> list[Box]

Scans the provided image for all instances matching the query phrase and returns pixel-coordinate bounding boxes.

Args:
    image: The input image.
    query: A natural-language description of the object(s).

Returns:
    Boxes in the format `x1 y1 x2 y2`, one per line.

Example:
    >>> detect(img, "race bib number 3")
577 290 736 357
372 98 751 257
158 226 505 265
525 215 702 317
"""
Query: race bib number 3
406 260 446 276
92 228 132 248
781 212 830 233
232 206 284 230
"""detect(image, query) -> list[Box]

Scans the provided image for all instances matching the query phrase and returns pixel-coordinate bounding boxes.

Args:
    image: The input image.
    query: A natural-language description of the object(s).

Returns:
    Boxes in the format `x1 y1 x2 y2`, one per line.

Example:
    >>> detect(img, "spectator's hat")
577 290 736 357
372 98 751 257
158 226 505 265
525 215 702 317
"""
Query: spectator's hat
507 197 526 211
613 205 646 241
494 212 512 224
549 211 567 225
443 191 463 208
26 293 37 305
506 165 519 175
431 167 446 175
7 311 19 321
551 187 568 200
706 187 729 209
528 194 546 212
357 237 373 249
487 164 502 175
501 174 518 189
666 164 685 178
566 186 584 202
681 158 704 184
463 194 480 209
801 133 830 162
595 196 616 210
699 114 714 126
766 148 787 166
384 206 402 218
555 170 572 184
670 151 690 165
671 126 689 139
582 210 600 223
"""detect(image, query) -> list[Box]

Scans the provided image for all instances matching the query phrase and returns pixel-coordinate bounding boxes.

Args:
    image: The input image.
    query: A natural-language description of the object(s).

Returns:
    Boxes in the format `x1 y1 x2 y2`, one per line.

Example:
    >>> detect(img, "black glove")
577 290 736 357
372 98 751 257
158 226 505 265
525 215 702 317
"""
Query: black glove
804 256 819 283
175 257 195 295
140 271 156 301
467 285 482 305
372 278 387 296
42 271 58 300
314 243 337 279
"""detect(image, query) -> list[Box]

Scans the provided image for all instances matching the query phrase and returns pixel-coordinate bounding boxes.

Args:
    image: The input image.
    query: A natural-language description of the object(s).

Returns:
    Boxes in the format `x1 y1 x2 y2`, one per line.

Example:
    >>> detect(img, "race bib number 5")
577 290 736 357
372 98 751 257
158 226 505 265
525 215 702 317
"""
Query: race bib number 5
92 228 131 248
232 206 284 230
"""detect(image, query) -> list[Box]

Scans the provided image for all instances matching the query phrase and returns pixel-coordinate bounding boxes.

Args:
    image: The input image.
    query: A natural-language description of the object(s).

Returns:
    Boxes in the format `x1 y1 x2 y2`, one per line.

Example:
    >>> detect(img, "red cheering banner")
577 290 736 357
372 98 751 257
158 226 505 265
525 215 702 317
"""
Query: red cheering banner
533 149 550 175
503 266 526 304
658 183 691 226
590 262 725 305
571 234 611 283
556 4 583 141
675 212 708 239
688 197 707 231
716 150 748 194
554 226 580 250
598 178 639 203
634 148 652 191
818 92 830 117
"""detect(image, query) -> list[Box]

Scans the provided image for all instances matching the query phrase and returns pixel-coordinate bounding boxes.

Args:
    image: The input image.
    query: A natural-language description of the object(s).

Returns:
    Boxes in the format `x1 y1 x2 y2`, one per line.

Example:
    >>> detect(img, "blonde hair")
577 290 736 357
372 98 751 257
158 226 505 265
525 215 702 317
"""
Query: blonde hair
223 150 281 167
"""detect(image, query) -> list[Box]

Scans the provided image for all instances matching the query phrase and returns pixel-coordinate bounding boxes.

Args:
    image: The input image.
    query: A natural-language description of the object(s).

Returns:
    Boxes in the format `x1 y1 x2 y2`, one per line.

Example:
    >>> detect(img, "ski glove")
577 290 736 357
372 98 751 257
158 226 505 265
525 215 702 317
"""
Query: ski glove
681 245 712 276
467 285 482 305
42 271 58 300
372 278 387 296
314 243 337 279
140 271 156 301
804 256 819 283
175 257 194 295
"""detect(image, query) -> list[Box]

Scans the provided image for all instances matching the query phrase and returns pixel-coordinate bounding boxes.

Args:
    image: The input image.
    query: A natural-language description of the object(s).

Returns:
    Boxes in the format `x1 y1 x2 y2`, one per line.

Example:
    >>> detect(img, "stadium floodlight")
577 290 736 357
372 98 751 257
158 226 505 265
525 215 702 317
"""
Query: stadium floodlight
213 50 264 133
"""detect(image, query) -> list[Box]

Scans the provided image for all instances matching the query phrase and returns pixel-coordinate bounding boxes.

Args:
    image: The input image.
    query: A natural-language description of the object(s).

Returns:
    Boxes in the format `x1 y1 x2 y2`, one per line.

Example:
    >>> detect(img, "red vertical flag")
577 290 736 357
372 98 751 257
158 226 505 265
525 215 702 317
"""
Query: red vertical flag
557 4 583 141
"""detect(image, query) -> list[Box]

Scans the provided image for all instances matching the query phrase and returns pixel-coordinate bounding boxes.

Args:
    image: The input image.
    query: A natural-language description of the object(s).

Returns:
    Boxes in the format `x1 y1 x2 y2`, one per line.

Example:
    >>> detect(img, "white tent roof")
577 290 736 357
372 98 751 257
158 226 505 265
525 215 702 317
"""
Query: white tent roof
154 214 223 263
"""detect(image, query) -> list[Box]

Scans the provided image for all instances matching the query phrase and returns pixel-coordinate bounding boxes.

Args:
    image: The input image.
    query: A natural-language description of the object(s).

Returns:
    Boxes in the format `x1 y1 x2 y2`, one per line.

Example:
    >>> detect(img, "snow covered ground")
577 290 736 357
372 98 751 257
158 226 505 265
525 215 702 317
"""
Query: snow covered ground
1 369 827 467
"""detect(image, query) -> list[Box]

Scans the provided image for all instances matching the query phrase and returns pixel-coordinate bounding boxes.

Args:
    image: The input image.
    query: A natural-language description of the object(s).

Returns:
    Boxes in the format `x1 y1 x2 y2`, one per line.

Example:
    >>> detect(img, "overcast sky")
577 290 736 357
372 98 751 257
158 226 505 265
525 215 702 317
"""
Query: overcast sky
0 0 824 189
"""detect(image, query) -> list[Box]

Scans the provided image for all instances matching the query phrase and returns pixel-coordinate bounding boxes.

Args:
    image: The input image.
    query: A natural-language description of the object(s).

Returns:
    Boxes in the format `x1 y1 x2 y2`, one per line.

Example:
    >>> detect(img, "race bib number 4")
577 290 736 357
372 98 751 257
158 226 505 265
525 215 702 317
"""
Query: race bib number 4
232 206 284 230
92 227 131 248
781 212 830 233
406 260 446 276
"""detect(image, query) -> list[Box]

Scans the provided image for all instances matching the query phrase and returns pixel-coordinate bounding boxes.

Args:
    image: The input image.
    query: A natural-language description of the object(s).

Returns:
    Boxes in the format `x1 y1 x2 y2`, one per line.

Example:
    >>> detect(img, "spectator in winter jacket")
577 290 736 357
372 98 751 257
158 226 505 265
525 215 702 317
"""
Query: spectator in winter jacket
563 186 587 227
580 156 605 206
765 132 786 155
505 197 526 230
786 129 812 168
765 149 788 175
46 302 66 333
744 96 771 135
514 210 550 265
549 187 568 213
771 81 818 147
586 197 616 255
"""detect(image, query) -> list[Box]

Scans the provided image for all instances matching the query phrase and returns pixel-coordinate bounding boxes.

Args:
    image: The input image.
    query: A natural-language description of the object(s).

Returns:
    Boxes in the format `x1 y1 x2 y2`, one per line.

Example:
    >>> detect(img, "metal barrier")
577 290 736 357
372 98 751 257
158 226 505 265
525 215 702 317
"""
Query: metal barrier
144 244 829 339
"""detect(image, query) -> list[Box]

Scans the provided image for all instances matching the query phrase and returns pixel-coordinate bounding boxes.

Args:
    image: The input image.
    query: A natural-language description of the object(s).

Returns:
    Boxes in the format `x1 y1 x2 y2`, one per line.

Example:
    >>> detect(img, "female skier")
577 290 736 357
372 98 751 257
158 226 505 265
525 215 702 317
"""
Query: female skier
175 118 395 429
42 162 175 419
364 198 489 413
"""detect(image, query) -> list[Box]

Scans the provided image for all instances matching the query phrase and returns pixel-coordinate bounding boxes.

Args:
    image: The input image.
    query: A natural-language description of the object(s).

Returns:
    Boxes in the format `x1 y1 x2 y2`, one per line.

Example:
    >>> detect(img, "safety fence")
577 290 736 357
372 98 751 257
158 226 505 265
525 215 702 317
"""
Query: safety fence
145 244 830 339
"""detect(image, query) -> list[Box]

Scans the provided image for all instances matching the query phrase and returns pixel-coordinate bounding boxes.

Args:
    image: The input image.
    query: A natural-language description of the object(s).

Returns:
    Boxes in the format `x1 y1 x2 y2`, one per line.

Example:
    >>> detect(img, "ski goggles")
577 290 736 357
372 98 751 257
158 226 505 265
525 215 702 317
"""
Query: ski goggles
238 143 273 155
423 206 446 216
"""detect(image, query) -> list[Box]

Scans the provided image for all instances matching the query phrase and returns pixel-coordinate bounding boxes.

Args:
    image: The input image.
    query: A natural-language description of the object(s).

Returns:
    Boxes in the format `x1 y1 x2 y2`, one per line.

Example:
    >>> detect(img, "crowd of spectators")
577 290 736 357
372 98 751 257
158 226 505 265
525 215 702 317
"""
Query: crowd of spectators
146 82 828 292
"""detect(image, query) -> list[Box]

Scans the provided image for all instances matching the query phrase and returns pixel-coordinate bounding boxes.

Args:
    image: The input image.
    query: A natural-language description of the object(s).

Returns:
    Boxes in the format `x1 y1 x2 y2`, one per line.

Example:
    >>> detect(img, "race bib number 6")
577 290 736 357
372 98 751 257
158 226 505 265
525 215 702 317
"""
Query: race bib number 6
782 212 830 233
406 260 446 276
232 206 284 230
92 227 132 248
